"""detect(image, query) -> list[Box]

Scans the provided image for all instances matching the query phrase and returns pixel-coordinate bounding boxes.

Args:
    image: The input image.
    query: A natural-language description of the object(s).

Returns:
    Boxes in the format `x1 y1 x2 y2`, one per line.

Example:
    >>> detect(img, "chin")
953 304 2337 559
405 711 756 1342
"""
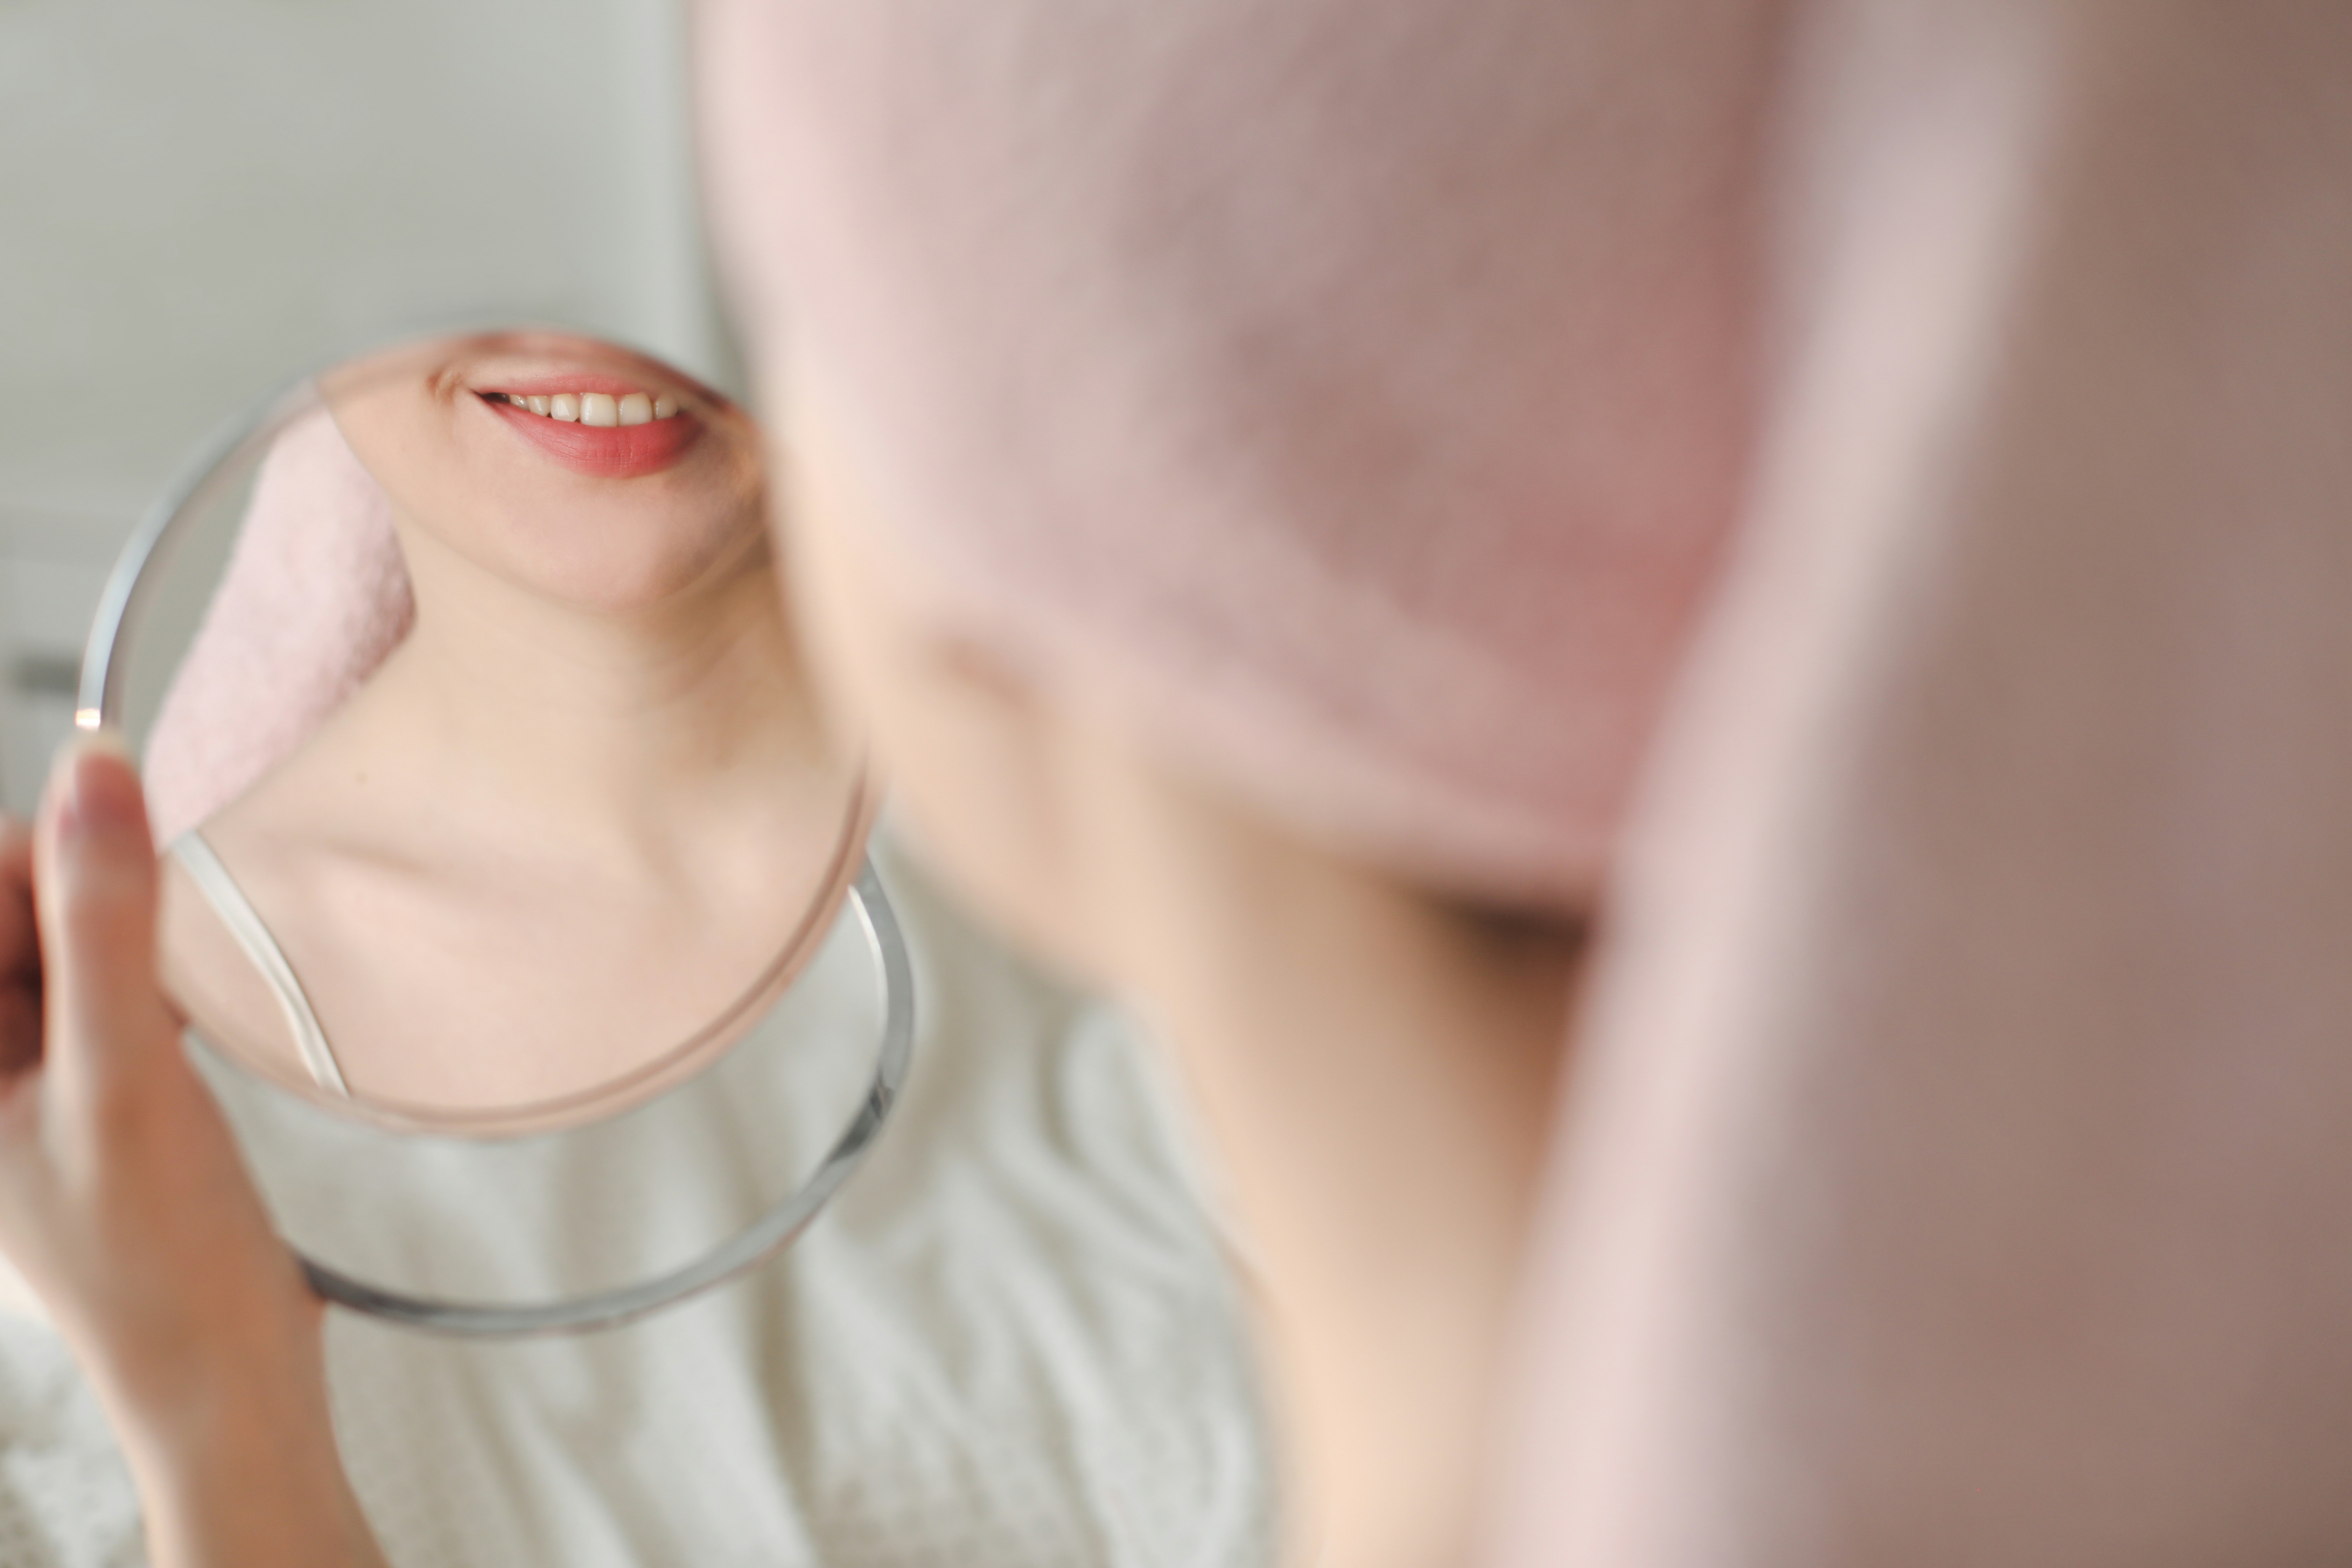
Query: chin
500 532 758 615
548 568 732 615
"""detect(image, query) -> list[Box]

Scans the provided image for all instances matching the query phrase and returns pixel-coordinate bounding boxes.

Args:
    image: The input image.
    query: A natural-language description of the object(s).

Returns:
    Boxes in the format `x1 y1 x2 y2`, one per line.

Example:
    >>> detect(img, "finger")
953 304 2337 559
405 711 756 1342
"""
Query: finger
0 817 40 1081
32 736 175 1088
0 815 30 976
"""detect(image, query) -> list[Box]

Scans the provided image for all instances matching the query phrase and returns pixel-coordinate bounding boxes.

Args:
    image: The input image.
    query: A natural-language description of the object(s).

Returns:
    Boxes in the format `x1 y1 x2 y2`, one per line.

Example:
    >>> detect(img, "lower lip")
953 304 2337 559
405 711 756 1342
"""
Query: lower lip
484 397 704 479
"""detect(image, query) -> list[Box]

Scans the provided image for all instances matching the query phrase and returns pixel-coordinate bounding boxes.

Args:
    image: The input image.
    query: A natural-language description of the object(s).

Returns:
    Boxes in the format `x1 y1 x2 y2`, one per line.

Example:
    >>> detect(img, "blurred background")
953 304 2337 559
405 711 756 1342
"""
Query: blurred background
0 0 725 813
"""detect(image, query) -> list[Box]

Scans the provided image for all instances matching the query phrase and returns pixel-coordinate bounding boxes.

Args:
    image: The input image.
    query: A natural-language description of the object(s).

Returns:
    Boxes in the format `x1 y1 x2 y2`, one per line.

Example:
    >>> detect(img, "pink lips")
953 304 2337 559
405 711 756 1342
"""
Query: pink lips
479 375 704 480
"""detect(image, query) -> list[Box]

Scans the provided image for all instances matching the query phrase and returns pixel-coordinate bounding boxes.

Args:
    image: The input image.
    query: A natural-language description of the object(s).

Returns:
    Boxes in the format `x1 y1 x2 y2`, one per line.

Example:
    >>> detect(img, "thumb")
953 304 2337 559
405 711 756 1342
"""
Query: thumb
33 734 175 1083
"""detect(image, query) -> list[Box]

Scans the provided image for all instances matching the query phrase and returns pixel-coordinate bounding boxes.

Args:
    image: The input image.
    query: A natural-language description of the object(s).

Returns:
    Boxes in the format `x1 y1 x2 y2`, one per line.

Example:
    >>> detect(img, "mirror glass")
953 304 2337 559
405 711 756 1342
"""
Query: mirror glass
84 330 911 1333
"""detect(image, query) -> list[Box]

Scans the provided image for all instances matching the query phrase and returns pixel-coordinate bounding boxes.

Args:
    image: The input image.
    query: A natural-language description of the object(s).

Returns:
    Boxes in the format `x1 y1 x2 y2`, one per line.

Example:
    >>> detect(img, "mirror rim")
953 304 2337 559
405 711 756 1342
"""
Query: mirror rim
74 327 917 1334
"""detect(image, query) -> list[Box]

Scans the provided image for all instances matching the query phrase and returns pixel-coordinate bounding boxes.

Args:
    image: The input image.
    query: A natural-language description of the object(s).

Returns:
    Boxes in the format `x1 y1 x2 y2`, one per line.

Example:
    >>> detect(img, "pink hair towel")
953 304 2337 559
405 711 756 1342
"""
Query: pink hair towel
143 406 411 845
695 0 1774 909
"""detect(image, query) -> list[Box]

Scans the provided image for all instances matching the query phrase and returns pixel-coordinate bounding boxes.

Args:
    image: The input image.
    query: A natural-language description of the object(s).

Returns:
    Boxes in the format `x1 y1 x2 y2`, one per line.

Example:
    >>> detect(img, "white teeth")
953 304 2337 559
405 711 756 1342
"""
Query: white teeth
495 388 684 422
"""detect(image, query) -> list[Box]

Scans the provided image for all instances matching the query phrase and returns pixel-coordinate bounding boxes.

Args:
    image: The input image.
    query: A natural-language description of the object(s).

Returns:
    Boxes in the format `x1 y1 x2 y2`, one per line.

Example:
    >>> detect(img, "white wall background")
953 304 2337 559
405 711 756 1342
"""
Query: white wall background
0 0 723 811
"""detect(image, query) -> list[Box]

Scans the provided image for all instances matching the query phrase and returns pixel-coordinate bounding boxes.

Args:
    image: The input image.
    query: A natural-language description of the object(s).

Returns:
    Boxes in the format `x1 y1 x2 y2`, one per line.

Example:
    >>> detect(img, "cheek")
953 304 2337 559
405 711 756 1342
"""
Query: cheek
773 442 1110 982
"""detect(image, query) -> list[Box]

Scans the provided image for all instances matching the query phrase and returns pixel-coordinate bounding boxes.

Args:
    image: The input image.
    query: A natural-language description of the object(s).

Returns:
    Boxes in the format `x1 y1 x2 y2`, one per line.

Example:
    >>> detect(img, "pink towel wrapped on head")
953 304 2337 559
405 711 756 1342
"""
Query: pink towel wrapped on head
143 406 412 845
697 0 1770 909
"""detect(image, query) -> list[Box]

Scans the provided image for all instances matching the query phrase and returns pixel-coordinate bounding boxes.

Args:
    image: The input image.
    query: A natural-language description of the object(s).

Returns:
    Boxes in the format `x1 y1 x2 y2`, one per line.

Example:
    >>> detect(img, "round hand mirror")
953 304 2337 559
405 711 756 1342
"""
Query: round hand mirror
79 329 912 1334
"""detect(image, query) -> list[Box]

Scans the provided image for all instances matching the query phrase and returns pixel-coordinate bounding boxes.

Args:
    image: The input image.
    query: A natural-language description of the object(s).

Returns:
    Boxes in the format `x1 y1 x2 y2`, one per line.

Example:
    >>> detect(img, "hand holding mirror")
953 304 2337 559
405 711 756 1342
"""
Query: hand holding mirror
83 330 911 1333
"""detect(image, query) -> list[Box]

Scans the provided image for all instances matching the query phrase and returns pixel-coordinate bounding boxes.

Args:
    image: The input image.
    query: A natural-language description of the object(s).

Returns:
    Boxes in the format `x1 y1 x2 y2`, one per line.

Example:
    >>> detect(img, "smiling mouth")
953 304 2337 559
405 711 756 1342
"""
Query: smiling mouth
477 378 706 479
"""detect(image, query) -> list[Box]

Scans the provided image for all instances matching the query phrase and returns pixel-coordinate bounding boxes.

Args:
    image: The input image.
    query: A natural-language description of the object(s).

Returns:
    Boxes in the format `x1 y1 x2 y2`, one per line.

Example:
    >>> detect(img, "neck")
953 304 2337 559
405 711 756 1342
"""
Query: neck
1072 746 1581 1568
362 519 840 879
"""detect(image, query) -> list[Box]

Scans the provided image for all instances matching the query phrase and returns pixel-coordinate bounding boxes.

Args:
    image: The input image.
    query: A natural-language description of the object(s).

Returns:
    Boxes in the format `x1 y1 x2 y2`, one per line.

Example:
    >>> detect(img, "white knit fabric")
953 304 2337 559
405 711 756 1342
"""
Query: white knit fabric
0 828 1274 1567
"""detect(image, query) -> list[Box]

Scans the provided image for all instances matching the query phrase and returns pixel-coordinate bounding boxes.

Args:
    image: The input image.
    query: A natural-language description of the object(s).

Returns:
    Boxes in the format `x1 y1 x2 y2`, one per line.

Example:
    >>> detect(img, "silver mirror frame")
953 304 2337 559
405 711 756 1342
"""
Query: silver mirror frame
77 352 916 1337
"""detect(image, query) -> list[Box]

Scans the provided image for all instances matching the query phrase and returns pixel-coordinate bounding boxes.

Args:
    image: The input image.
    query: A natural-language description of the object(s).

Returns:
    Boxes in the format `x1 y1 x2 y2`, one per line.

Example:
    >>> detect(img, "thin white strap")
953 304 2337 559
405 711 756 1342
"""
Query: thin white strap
168 832 350 1096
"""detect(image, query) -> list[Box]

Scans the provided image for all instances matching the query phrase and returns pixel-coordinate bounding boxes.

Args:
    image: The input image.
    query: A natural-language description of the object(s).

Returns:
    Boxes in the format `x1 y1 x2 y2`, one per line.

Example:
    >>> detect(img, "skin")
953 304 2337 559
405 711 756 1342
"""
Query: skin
165 334 861 1115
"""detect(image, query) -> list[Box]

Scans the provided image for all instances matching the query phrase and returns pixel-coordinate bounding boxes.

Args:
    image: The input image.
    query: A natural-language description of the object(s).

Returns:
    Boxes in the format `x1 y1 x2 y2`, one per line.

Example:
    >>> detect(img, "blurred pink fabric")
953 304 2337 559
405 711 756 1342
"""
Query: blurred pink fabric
695 0 1773 909
694 0 2352 1560
143 406 411 845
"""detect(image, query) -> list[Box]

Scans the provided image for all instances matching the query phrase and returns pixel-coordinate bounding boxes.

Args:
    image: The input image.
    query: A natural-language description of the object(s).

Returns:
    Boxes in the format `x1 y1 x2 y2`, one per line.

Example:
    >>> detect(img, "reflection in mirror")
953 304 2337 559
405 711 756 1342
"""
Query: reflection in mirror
92 330 905 1329
150 334 864 1126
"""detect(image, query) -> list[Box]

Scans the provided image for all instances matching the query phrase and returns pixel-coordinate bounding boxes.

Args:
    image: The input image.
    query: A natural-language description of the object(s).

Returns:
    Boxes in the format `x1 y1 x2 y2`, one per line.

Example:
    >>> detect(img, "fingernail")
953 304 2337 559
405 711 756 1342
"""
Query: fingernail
49 731 140 841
